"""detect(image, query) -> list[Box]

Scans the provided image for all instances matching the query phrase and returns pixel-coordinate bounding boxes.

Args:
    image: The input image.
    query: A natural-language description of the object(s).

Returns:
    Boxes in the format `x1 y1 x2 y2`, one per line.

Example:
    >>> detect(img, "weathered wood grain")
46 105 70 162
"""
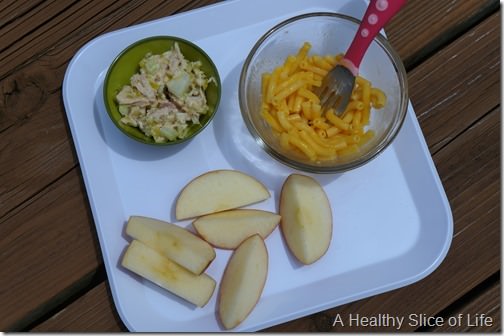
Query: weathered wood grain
0 0 224 81
0 74 77 218
32 282 125 332
0 168 101 331
29 8 501 332
387 0 499 68
432 279 500 332
409 11 500 153
1 1 78 59
2 0 500 332
0 0 45 28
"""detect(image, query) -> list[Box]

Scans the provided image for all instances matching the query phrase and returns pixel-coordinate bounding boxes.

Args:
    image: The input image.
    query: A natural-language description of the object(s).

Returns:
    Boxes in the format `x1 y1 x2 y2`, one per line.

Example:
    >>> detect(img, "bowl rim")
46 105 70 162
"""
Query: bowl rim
239 12 409 173
103 35 222 146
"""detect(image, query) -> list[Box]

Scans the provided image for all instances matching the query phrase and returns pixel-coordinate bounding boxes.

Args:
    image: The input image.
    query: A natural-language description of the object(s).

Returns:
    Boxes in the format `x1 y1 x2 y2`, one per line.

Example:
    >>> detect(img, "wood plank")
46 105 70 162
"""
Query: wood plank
0 0 498 225
0 0 223 80
0 0 496 81
0 0 45 28
408 11 500 153
29 11 501 329
32 282 125 332
432 279 500 332
387 0 499 68
0 1 77 56
31 109 500 331
0 168 101 331
3 0 498 332
0 87 78 218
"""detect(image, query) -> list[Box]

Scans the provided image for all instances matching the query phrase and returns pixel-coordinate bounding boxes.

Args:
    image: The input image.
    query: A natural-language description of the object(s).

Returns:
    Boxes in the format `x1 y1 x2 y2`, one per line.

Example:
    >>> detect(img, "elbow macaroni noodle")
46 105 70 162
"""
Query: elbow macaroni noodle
260 42 387 162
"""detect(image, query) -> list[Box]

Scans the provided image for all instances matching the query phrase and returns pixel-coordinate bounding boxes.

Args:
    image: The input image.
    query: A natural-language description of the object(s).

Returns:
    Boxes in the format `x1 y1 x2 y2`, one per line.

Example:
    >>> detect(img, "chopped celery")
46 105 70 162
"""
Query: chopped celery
160 126 178 141
118 105 129 116
167 72 191 98
143 56 159 74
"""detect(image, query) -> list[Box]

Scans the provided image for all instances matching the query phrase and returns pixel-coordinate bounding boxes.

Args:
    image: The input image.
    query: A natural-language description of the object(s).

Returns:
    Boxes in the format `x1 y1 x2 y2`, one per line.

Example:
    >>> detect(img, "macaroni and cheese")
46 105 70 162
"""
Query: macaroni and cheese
260 42 387 161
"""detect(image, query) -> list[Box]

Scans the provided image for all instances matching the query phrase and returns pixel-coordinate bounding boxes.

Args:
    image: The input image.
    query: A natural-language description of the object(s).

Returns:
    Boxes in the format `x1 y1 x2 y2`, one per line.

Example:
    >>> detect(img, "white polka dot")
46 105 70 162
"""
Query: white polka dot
361 28 369 37
376 0 388 11
368 13 378 24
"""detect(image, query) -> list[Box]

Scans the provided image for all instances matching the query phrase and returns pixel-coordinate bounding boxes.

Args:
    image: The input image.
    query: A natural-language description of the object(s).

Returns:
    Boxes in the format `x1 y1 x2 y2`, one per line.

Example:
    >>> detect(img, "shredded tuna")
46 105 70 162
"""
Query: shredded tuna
115 42 215 143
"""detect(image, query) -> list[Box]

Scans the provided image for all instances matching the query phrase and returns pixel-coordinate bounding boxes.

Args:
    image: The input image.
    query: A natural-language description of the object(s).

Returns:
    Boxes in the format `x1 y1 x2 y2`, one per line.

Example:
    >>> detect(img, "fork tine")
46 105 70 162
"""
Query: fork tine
319 89 332 109
318 65 356 116
316 81 330 101
317 86 327 103
334 87 351 115
323 92 342 114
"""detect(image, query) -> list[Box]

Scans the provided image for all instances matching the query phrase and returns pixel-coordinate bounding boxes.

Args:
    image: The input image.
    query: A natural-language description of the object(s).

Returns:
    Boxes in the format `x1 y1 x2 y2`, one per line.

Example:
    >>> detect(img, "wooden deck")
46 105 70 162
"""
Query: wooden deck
1 0 500 332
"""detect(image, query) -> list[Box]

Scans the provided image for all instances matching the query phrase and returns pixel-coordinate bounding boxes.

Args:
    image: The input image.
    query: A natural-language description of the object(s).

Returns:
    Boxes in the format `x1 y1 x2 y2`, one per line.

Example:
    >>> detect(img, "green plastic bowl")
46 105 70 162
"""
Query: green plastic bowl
103 36 221 145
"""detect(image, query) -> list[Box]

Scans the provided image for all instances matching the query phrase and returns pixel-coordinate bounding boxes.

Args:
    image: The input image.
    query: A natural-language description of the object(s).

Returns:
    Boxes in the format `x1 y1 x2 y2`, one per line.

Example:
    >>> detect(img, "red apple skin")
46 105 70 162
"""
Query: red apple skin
175 170 270 220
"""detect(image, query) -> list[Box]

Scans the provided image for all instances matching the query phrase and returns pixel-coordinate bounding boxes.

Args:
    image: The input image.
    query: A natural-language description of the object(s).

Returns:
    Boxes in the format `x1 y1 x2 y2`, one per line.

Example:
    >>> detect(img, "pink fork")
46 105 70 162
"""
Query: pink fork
318 0 407 115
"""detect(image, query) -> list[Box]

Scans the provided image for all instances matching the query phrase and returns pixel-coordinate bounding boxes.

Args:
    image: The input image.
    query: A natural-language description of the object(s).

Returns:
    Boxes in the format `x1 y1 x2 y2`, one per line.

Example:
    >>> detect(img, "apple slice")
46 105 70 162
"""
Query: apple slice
193 209 280 249
279 174 332 264
175 170 270 220
126 216 215 275
122 240 216 307
218 234 268 330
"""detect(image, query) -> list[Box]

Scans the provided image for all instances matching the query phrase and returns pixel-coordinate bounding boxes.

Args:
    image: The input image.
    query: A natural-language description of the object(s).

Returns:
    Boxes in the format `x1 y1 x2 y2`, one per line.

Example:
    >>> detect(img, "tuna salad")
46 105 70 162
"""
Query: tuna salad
115 43 215 143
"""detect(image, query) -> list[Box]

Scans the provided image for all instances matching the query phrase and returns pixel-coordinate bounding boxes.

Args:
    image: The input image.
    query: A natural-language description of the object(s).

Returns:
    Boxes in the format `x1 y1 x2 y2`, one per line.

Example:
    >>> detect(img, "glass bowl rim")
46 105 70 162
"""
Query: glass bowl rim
239 12 409 173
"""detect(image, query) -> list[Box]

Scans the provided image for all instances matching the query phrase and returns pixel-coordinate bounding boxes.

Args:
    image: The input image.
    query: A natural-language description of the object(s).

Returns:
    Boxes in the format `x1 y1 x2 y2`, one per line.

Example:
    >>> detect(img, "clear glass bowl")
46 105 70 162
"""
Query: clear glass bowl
239 13 408 173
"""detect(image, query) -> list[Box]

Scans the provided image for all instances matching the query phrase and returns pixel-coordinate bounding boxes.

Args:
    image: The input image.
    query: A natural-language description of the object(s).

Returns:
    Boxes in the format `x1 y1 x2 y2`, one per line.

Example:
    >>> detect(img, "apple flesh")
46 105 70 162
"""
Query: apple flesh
126 216 215 275
218 234 268 330
279 174 332 264
192 209 281 249
122 240 216 307
175 170 270 220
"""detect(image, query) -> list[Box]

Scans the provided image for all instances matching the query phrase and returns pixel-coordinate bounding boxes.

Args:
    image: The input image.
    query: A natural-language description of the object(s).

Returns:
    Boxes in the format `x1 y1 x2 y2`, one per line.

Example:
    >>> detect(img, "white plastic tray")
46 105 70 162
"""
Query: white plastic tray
63 0 453 332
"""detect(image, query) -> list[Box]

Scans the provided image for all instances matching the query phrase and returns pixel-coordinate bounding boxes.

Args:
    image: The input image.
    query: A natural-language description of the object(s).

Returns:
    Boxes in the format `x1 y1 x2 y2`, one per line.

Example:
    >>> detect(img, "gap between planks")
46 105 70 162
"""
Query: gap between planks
1 0 500 330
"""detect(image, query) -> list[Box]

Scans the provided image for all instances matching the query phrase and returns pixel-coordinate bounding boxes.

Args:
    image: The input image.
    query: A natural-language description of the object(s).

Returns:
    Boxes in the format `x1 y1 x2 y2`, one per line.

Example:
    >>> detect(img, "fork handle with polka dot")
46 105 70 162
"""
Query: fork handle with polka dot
341 0 407 76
